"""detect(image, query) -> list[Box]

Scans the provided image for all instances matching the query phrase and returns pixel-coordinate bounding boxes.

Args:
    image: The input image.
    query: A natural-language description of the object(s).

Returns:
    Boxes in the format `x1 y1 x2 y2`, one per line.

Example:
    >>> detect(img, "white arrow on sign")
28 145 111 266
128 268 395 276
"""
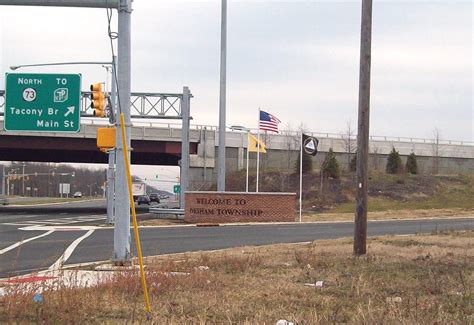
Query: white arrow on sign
64 106 75 117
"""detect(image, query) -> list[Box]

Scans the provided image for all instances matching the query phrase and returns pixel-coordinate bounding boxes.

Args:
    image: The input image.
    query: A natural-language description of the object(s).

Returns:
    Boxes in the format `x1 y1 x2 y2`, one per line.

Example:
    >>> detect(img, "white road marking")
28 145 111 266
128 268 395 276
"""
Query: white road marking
2 223 34 226
0 230 55 255
1 215 105 227
48 229 95 270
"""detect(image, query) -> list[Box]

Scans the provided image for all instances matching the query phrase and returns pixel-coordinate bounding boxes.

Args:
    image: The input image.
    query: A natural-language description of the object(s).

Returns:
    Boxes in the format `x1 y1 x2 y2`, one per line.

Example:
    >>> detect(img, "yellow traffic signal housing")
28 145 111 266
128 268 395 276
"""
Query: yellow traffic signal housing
97 127 116 150
90 83 107 117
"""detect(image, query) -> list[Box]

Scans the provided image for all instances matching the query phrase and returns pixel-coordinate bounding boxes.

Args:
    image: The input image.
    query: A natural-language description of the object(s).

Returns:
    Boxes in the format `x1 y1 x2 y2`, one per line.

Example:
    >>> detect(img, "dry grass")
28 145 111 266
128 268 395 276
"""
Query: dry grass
1 231 473 324
305 207 474 222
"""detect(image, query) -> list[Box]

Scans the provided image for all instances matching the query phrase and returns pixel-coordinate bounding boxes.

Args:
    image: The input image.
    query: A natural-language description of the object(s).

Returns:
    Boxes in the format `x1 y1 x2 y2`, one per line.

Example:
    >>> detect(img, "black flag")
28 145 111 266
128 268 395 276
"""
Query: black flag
302 133 319 156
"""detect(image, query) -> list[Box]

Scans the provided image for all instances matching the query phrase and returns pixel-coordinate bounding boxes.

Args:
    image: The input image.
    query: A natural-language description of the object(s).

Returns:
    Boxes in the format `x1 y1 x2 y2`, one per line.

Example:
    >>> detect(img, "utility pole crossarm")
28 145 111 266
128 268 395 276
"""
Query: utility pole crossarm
0 0 118 8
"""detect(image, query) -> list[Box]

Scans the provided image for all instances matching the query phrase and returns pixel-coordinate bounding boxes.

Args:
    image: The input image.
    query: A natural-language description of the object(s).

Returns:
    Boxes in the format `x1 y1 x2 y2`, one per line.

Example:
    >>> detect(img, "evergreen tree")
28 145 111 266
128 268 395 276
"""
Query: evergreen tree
322 148 341 179
405 152 418 174
386 147 403 174
294 151 313 174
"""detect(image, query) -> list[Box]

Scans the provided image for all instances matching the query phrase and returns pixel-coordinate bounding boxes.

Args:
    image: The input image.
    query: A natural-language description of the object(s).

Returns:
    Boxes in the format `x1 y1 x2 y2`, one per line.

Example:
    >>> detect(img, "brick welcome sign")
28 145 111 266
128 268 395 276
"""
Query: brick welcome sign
184 192 296 224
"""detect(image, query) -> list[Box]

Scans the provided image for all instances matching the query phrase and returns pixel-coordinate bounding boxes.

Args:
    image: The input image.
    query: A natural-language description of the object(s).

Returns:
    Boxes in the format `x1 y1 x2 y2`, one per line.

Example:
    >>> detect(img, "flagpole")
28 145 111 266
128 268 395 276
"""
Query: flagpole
256 107 261 192
246 132 249 192
299 132 303 222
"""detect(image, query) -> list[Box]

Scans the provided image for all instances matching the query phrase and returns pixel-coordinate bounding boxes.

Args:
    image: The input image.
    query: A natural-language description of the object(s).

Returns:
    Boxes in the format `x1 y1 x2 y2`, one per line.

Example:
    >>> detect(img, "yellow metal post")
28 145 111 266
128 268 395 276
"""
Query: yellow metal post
119 113 151 313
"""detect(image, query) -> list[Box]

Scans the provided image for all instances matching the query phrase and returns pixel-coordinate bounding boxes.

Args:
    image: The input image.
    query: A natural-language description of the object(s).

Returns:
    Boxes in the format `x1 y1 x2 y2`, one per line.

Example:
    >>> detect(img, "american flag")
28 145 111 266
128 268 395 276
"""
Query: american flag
259 110 281 133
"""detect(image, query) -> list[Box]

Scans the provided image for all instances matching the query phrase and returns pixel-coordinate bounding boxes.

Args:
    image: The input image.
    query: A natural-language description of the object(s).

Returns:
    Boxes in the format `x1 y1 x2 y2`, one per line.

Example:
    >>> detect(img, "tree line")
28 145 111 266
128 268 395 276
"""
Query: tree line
296 146 419 178
0 162 157 197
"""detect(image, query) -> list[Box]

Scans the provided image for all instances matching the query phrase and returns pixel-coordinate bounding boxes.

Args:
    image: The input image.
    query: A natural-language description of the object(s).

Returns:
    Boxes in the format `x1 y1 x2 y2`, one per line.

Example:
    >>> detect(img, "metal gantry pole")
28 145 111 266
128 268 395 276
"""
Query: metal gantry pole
107 56 117 224
113 0 132 263
354 0 373 256
217 0 227 192
180 87 190 209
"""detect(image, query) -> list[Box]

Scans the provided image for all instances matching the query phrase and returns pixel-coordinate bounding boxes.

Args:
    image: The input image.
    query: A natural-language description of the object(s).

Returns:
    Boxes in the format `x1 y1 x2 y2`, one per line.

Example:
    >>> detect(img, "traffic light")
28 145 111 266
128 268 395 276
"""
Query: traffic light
90 83 106 117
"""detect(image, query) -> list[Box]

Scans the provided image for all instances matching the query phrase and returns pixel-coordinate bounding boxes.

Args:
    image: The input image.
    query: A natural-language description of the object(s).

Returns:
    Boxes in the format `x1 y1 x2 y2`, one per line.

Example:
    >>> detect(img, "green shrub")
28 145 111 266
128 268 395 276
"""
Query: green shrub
386 147 403 174
294 151 313 174
405 152 418 174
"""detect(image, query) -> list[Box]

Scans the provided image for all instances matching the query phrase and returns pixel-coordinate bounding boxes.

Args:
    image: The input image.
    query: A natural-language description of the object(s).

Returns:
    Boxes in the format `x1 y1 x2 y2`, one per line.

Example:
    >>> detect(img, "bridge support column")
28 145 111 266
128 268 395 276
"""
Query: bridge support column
237 147 245 171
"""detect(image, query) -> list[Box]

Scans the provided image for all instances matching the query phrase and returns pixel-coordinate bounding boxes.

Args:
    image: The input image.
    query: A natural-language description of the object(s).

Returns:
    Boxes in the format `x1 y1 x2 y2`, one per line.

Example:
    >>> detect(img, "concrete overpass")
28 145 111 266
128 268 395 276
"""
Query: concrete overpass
189 128 474 189
0 118 199 165
1 117 473 189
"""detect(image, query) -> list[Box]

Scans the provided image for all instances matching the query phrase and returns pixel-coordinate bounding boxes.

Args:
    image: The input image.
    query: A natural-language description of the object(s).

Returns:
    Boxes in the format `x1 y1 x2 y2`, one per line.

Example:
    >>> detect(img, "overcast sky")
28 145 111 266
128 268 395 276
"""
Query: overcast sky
0 1 472 188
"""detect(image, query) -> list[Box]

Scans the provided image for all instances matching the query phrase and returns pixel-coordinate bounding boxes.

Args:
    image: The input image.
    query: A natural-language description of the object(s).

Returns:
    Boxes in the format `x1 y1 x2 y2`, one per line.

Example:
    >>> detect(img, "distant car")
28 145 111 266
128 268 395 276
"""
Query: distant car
0 196 8 205
137 195 150 205
159 194 169 199
73 192 82 198
148 193 160 203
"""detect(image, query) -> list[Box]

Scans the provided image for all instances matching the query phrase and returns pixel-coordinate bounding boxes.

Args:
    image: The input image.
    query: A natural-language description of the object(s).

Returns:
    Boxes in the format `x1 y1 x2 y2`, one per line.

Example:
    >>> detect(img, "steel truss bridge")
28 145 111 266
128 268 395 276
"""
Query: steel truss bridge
0 90 186 119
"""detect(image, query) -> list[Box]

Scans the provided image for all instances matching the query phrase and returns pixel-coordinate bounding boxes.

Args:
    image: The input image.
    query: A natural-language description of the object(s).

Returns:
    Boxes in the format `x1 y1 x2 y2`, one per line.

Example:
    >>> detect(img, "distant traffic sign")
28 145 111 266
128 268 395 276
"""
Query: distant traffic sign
173 184 180 194
4 73 81 132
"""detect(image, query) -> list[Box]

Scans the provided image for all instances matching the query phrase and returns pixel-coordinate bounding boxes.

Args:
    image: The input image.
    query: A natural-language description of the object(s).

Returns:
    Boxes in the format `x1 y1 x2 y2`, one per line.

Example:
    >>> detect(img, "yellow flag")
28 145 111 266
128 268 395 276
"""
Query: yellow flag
248 133 266 153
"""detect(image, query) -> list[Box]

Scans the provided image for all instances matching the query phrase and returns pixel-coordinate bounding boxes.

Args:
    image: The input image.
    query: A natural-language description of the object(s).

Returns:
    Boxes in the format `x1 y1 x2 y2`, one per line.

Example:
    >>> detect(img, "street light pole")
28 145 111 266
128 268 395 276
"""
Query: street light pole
9 61 112 71
217 0 227 192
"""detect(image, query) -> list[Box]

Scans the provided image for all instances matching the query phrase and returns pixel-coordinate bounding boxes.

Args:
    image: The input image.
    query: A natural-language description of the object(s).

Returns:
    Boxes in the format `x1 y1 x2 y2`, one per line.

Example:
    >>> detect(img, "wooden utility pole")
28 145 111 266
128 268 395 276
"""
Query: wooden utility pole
354 0 372 256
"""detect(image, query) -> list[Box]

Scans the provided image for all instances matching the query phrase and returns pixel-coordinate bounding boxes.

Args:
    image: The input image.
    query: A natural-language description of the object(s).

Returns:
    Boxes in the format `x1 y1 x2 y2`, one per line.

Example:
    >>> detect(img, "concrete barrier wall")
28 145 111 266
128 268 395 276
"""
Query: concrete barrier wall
187 129 473 188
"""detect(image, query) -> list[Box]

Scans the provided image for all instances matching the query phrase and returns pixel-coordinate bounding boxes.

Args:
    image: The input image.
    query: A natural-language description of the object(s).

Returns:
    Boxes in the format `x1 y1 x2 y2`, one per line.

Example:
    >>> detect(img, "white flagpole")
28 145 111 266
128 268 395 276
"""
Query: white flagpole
299 132 303 222
246 132 249 192
256 108 261 192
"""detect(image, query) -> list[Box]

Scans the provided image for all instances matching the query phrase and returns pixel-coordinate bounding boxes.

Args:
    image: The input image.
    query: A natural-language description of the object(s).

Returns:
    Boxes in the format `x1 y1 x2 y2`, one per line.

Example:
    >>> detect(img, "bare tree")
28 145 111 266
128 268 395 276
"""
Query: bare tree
370 145 380 172
342 121 357 170
279 123 302 191
281 122 299 171
260 128 279 171
432 127 444 175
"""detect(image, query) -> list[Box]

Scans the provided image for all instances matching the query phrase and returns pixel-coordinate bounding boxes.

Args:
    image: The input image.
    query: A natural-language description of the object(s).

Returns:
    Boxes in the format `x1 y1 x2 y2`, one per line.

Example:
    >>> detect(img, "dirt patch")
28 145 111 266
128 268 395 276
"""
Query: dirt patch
305 208 474 222
368 175 439 200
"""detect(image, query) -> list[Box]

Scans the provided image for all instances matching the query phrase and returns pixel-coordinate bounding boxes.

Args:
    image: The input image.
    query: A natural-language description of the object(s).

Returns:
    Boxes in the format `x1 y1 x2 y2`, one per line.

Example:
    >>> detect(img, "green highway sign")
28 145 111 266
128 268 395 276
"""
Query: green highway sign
4 73 81 132
173 184 180 194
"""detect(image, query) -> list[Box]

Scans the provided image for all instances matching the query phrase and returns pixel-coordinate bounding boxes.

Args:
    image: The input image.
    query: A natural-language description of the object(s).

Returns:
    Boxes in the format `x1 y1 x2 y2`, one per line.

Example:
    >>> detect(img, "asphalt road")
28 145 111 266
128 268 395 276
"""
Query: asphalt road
0 209 472 279
0 198 157 213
